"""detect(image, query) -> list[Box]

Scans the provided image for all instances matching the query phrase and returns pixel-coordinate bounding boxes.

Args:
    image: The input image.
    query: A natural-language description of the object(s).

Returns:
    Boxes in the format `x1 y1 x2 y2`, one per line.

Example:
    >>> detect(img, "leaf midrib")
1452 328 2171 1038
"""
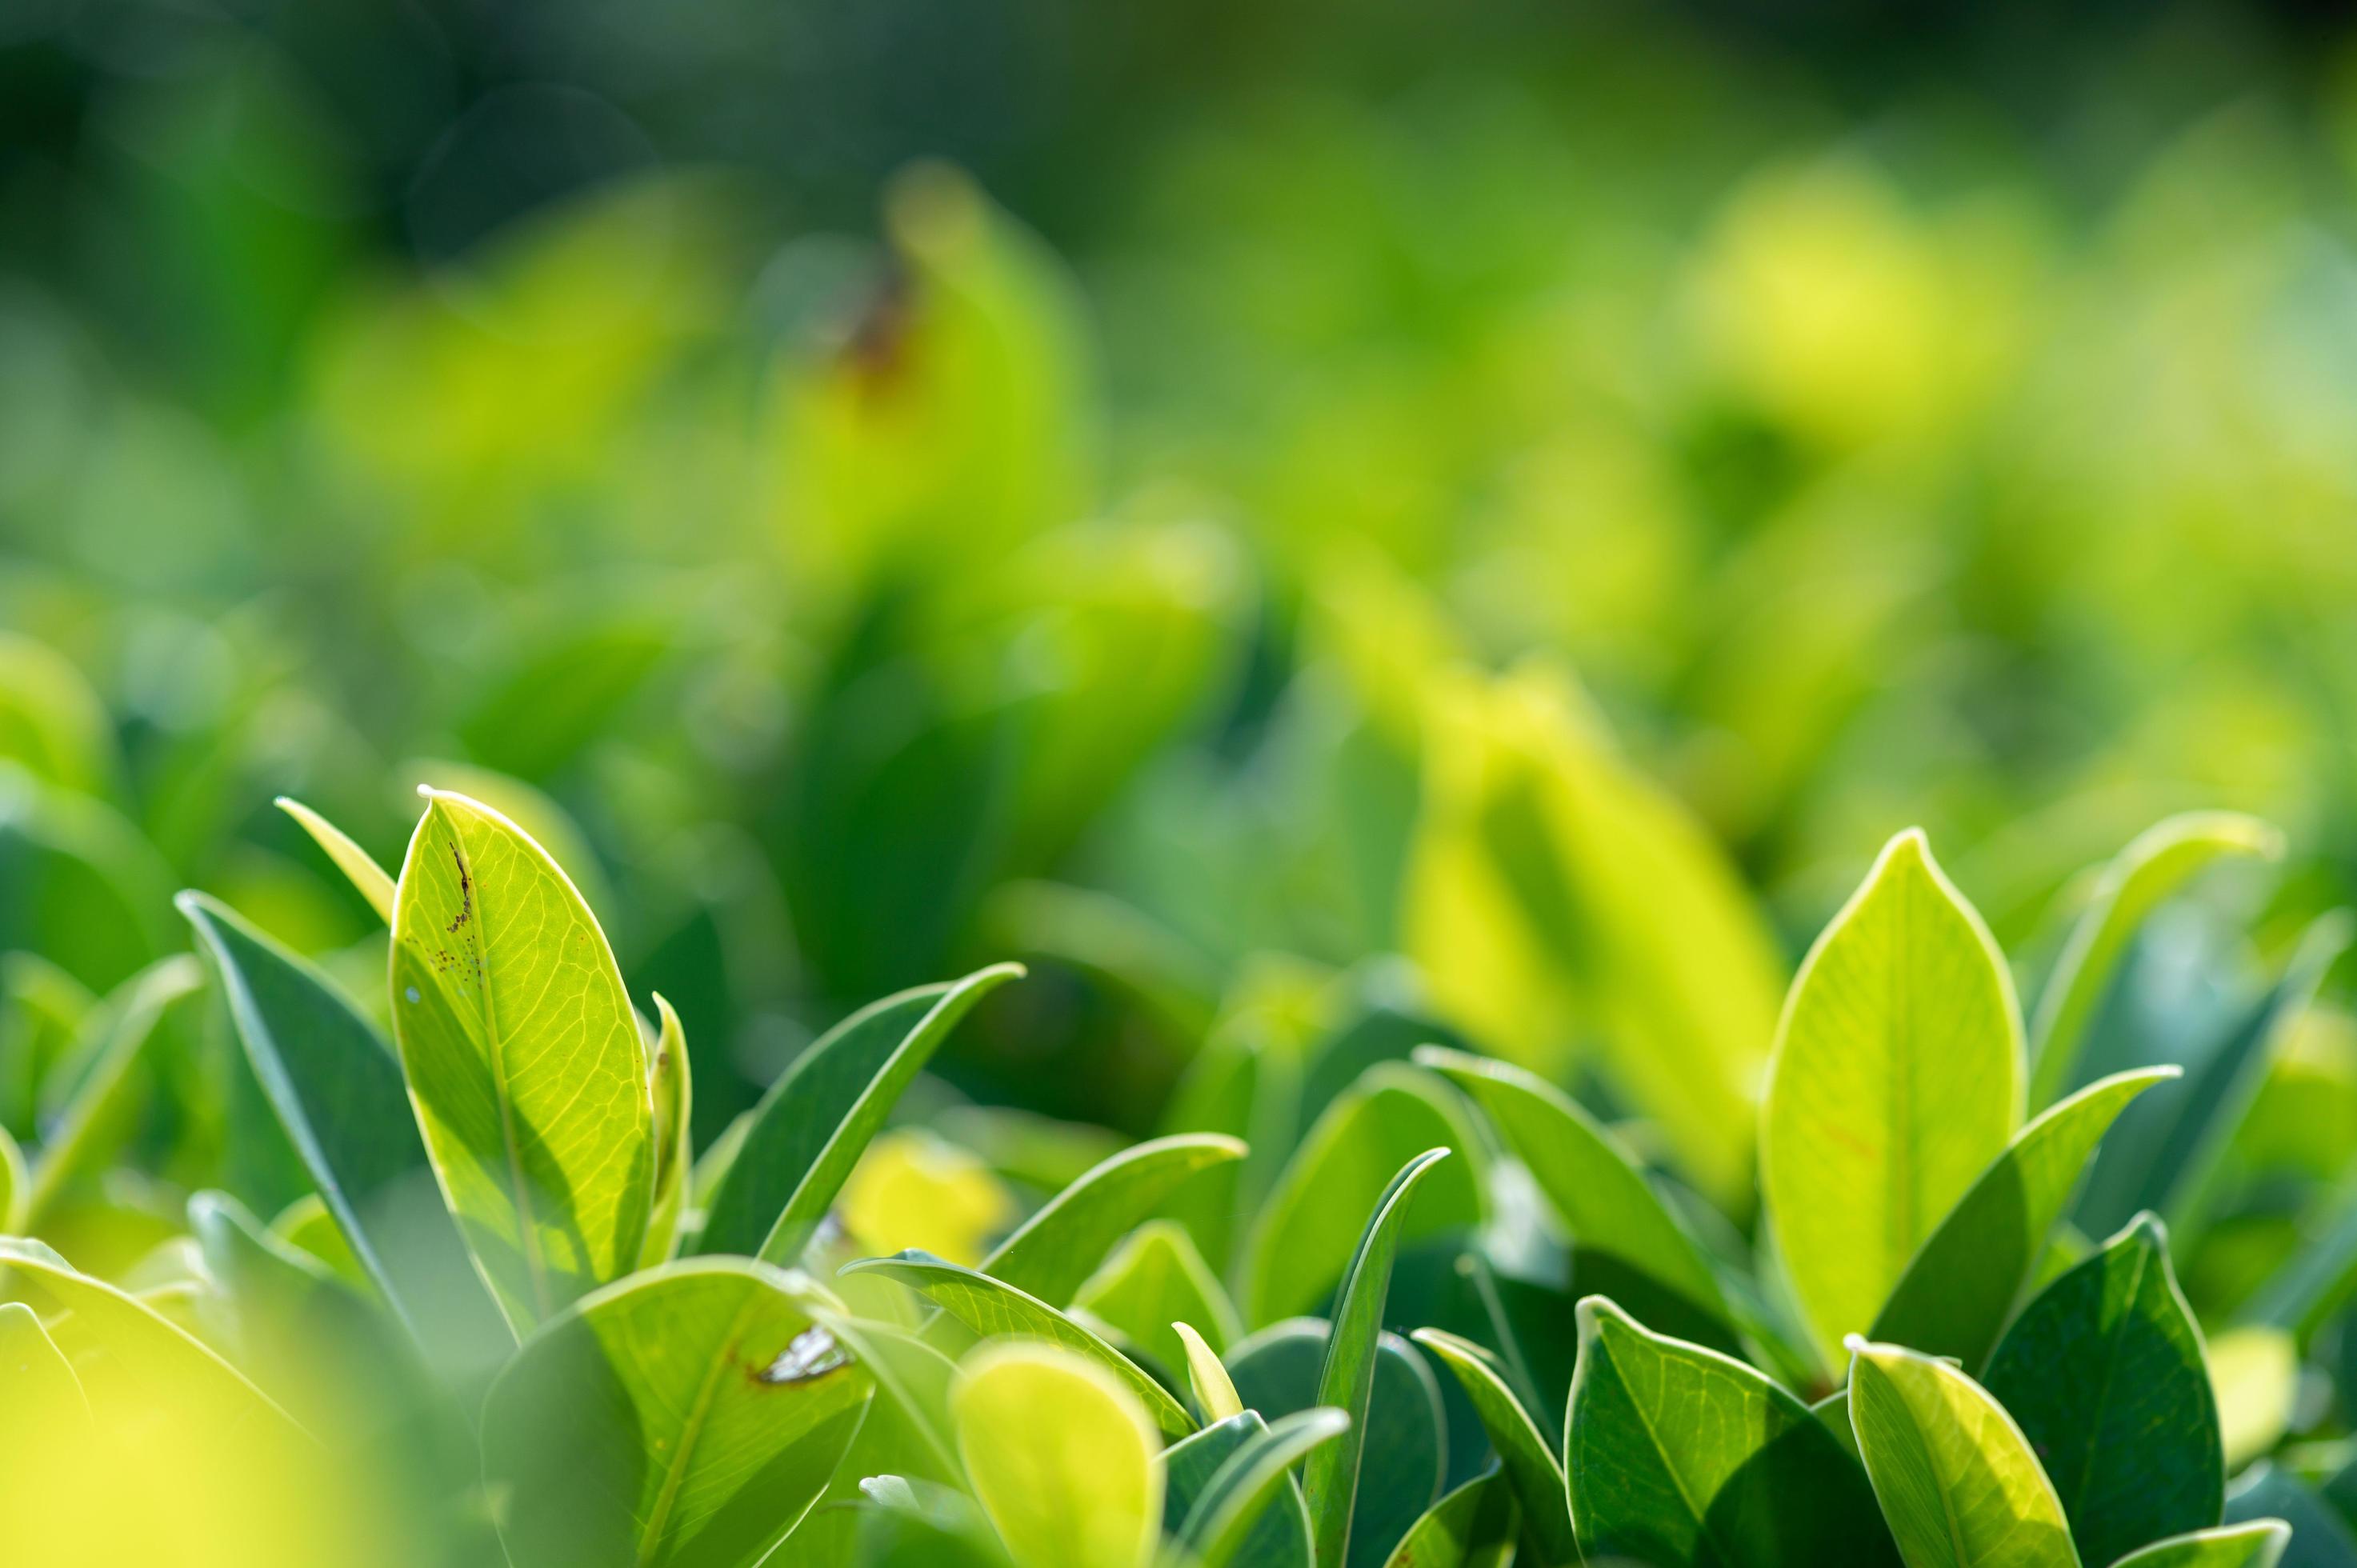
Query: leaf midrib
446 811 553 1319
634 1290 769 1565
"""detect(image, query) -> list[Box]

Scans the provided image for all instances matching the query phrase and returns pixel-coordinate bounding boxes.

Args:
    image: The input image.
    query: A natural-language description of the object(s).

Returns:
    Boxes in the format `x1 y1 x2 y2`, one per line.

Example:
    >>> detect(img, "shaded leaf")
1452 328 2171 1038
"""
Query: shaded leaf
1076 1218 1243 1380
1568 1297 1898 1567
1183 1407 1354 1568
1380 1470 1519 1568
698 965 1021 1265
1874 1068 2179 1370
2110 1523 2291 1568
1981 1214 2221 1566
2226 1466 2356 1568
179 891 511 1369
1409 1327 1575 1566
1163 1410 1315 1568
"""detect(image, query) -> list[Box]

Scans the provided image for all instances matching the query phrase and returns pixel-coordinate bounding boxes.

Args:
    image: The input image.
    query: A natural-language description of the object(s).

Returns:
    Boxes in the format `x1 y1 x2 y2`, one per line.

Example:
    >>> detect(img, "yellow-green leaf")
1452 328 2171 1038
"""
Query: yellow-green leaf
1847 1338 2077 1568
275 795 398 924
390 788 655 1334
1763 829 2024 1366
953 1340 1161 1568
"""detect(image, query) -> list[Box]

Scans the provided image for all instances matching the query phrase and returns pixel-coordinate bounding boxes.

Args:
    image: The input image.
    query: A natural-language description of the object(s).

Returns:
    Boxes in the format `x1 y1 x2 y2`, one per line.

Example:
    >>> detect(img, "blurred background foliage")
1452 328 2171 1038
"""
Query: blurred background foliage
6 0 2357 1398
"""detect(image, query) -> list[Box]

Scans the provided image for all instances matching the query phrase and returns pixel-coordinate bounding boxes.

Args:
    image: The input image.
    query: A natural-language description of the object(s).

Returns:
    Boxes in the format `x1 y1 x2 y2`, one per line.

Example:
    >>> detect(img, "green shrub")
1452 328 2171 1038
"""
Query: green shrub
1 786 2346 1568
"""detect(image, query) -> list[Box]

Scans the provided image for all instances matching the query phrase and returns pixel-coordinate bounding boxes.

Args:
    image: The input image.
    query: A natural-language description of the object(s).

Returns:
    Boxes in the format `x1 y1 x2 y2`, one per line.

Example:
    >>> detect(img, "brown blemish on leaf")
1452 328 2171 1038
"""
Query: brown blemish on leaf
446 842 473 934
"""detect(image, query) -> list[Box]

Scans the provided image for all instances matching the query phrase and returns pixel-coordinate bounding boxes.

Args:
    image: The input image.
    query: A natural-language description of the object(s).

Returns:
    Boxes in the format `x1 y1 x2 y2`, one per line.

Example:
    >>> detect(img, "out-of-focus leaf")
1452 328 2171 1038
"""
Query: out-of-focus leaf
22 954 202 1225
642 994 694 1267
0 765 174 992
481 1258 873 1568
275 795 397 923
1178 1319 1246 1422
841 1251 1194 1439
1848 1338 2074 1568
390 789 654 1333
979 1131 1246 1307
2208 1326 2299 1470
2109 1522 2291 1568
456 618 671 782
852 1475 1010 1566
1378 1470 1518 1568
1568 1297 1896 1567
1981 1214 2222 1566
952 1340 1161 1568
1075 1219 1242 1379
811 1310 963 1481
0 1299 91 1457
179 891 510 1368
1873 1067 2179 1370
0 634 114 794
1303 1147 1451 1568
0 1120 22 1233
2027 812 2283 1111
1182 1406 1352 1568
1402 662 1786 1207
1419 1044 1731 1329
1163 1410 1315 1568
1408 1328 1575 1565
1764 829 2023 1366
0 1237 303 1443
2075 916 2351 1249
2226 1465 2357 1566
698 965 1021 1265
1242 1066 1480 1327
840 1127 1014 1266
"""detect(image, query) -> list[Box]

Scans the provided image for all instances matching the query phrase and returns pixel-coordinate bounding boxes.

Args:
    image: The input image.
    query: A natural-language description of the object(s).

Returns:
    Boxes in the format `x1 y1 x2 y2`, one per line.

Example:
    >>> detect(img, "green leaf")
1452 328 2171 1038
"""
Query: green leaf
852 1475 1011 1566
1183 1407 1354 1568
978 1131 1247 1306
1242 1067 1481 1328
1304 1147 1452 1568
1407 1328 1576 1566
812 1310 965 1482
1872 1068 2179 1370
952 1339 1162 1568
698 965 1022 1265
2109 1524 2291 1568
1567 1297 1898 1567
480 1257 874 1568
2226 1464 2356 1566
275 795 398 924
22 954 201 1226
2027 813 2283 1111
1075 1218 1243 1381
1163 1411 1315 1568
1980 1214 2220 1566
1847 1338 2078 1568
1418 1043 1731 1330
1227 1320 1447 1568
1178 1319 1245 1422
178 891 513 1368
1763 829 2025 1366
840 1251 1195 1439
642 993 694 1268
2075 916 2350 1248
0 1119 22 1233
1379 1470 1519 1568
390 789 656 1333
2207 1327 2297 1471
0 1238 302 1444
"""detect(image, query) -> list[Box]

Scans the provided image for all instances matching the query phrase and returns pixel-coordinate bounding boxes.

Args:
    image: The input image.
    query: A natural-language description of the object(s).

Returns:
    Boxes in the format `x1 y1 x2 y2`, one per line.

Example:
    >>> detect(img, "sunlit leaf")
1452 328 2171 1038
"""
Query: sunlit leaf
1873 1067 2179 1370
481 1258 874 1568
952 1340 1161 1568
641 993 694 1268
390 789 655 1332
1763 829 2023 1366
2107 1522 2289 1568
1178 1318 1245 1422
275 795 398 924
1377 1470 1518 1568
2207 1327 2298 1471
1847 1338 2075 1568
